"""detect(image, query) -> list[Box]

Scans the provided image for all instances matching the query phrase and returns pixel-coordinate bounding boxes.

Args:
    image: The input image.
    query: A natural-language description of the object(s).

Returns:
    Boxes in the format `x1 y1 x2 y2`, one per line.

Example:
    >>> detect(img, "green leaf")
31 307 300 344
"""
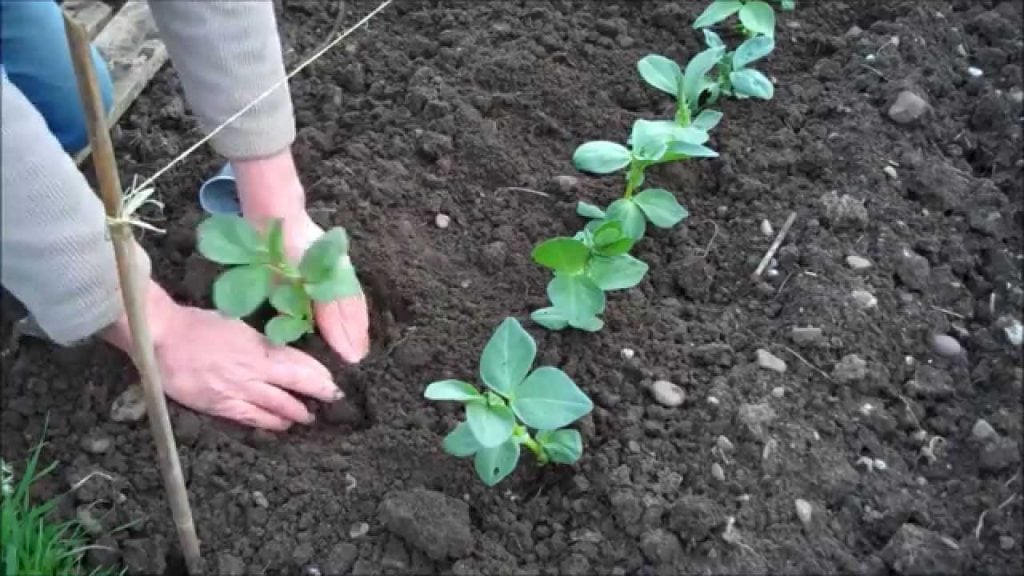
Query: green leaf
591 220 634 257
605 198 646 240
264 315 311 345
305 258 362 301
474 438 520 486
536 429 583 464
634 189 689 228
693 0 743 28
424 380 482 402
629 119 671 162
667 142 720 158
197 215 265 265
466 402 515 448
511 367 593 430
739 1 776 37
442 422 481 457
479 317 536 396
270 283 310 318
212 264 272 318
733 35 775 69
637 54 682 97
573 141 631 174
531 307 569 331
674 126 711 145
299 228 349 283
588 254 649 291
703 29 725 49
730 68 774 99
266 218 286 264
692 109 724 132
683 46 727 111
576 201 606 219
532 238 590 275
547 275 605 324
569 315 604 332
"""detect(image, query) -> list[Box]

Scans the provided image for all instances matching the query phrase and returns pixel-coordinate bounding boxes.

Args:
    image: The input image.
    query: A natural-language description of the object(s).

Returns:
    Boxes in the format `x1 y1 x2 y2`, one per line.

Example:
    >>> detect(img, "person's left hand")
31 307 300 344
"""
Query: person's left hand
281 212 370 364
232 150 370 364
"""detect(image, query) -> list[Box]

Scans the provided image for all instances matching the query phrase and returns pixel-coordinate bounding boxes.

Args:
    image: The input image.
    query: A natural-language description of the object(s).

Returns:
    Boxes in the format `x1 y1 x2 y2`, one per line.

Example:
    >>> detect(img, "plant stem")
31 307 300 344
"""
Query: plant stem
624 162 644 199
514 426 548 465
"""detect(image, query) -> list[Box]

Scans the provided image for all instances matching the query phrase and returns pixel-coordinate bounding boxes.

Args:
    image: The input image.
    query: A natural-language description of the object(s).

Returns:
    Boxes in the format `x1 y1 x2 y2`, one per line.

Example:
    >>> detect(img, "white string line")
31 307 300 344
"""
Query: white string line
133 0 394 192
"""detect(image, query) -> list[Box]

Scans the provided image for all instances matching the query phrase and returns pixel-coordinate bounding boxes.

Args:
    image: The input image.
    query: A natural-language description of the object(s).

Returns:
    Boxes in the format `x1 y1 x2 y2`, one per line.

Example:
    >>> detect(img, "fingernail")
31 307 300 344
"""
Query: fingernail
333 388 345 401
306 413 316 425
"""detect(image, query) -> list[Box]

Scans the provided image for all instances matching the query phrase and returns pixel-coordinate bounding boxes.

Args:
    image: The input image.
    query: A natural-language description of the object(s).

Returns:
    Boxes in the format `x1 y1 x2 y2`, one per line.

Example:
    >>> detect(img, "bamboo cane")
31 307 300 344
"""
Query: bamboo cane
62 13 203 574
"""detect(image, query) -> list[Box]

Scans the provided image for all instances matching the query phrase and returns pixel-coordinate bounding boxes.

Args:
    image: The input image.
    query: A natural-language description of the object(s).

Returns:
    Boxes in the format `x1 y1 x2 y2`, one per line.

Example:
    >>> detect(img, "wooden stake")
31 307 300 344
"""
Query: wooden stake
752 211 797 280
62 14 203 574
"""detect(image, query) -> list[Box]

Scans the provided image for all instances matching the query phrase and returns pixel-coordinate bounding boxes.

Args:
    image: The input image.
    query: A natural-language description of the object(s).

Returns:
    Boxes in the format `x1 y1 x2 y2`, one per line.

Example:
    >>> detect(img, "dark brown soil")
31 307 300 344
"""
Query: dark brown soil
3 1 1023 574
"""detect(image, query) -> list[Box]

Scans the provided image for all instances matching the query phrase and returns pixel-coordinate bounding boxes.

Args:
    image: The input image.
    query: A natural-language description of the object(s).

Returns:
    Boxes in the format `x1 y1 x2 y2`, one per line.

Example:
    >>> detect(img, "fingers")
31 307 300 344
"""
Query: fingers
215 398 293 431
317 294 370 364
243 380 315 425
263 345 342 403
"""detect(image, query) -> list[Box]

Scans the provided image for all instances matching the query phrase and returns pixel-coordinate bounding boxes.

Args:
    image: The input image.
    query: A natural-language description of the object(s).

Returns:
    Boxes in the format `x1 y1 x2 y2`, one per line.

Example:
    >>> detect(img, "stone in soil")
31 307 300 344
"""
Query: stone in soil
791 326 824 346
970 418 998 442
931 334 962 358
80 430 112 454
649 380 685 407
880 523 963 575
888 91 930 124
794 499 813 528
820 191 869 230
846 255 872 270
851 290 878 308
895 247 931 292
832 354 868 383
640 529 682 566
324 543 358 576
756 348 787 373
907 365 955 399
110 384 147 423
378 489 473 560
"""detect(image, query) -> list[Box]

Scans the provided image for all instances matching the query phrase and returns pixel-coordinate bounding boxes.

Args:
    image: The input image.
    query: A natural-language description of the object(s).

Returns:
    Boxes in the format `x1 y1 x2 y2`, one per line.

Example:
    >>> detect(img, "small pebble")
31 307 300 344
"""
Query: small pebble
930 334 962 358
252 491 269 508
707 396 720 406
873 458 887 471
434 213 451 229
349 522 369 539
756 349 787 373
716 435 735 453
911 429 928 443
915 476 928 486
794 499 813 528
846 255 872 270
771 386 785 398
76 506 104 535
999 317 1023 346
649 380 685 407
1000 536 1015 551
80 432 112 455
883 165 898 179
971 419 998 442
967 66 983 78
760 220 774 236
851 290 877 309
110 384 147 423
955 43 967 57
711 463 725 481
620 348 635 360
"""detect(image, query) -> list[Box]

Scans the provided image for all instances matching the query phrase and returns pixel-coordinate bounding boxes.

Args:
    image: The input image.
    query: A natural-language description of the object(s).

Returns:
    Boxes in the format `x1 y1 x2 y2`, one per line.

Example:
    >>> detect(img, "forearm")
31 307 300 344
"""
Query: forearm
1 78 150 345
147 0 295 160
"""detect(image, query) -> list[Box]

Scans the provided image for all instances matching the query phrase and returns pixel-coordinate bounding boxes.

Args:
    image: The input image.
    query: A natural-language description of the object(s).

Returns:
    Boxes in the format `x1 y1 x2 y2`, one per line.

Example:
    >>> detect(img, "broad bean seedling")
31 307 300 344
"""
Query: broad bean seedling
424 318 593 486
197 215 361 345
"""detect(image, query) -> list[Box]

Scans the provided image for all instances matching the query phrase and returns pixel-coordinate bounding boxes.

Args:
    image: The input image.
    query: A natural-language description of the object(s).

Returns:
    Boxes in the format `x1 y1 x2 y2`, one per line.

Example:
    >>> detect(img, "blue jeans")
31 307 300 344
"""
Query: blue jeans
1 0 114 153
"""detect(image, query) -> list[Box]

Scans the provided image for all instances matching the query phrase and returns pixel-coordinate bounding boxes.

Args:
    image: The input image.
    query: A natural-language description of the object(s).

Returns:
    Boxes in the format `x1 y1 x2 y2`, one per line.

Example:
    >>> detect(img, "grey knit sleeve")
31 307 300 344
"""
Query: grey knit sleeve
1 77 125 345
147 0 296 159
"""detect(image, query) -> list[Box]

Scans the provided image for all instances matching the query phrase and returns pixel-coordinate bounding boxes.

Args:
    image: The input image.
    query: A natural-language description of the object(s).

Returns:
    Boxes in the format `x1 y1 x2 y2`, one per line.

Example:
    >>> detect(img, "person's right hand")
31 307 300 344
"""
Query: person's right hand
101 279 341 431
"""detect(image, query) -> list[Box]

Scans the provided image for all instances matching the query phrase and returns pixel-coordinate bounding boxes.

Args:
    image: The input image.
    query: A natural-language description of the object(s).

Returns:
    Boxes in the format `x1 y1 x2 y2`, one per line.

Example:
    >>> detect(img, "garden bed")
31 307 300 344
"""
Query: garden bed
2 0 1022 574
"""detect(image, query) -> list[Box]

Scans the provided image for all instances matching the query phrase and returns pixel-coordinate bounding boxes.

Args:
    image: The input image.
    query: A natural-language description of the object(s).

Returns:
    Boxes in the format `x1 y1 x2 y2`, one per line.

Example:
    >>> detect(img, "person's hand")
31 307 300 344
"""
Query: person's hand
233 149 370 364
101 280 341 430
279 212 370 363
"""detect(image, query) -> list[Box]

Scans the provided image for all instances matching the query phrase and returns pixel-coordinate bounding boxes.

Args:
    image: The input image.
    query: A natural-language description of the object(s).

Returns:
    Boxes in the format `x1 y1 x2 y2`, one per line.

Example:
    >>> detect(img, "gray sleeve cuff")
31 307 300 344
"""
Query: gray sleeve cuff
147 0 295 159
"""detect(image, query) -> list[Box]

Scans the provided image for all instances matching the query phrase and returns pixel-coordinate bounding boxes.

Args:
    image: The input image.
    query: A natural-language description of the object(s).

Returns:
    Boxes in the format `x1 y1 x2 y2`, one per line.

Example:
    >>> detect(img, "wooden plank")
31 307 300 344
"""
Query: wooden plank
64 0 113 39
73 1 168 165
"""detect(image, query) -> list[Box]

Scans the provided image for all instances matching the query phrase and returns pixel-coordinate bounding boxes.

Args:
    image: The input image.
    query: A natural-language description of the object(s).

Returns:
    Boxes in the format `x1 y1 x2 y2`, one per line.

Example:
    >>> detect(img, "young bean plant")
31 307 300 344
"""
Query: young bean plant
693 0 793 38
197 215 361 345
424 317 593 486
